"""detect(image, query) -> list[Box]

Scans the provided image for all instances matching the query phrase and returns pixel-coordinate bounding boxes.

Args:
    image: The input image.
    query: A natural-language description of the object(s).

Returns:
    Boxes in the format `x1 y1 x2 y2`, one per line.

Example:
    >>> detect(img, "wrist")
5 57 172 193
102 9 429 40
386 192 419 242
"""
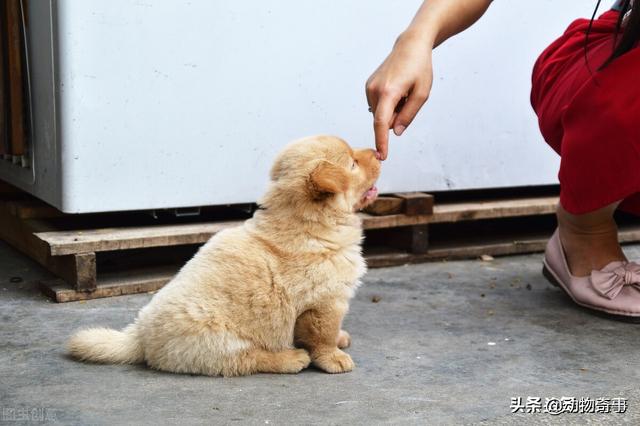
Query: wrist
395 28 436 50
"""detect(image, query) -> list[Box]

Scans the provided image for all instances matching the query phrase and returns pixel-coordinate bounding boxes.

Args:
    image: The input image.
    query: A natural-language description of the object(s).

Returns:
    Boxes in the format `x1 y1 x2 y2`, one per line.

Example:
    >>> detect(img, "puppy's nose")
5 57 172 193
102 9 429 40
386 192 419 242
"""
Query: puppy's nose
369 149 381 167
356 148 381 175
360 149 379 164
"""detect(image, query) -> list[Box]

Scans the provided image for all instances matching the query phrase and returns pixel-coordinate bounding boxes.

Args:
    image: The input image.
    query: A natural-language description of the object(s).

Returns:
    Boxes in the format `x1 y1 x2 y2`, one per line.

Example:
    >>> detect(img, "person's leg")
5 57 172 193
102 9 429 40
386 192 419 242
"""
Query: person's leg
544 199 640 321
532 10 640 319
556 201 626 277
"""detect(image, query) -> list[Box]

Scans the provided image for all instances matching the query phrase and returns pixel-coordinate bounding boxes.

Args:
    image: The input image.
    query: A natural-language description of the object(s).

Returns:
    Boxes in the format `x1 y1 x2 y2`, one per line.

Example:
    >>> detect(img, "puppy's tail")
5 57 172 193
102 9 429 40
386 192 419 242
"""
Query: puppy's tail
67 323 144 364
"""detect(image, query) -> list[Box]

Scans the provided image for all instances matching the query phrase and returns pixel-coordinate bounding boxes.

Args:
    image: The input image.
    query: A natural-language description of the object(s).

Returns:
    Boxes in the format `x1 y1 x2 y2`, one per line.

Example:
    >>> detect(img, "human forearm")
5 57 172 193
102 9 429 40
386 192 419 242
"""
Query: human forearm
401 0 493 49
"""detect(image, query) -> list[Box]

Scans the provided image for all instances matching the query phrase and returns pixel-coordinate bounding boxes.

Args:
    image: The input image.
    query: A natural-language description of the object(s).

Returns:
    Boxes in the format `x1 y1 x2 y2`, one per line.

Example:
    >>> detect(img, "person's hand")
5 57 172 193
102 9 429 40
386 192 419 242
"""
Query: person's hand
365 32 434 160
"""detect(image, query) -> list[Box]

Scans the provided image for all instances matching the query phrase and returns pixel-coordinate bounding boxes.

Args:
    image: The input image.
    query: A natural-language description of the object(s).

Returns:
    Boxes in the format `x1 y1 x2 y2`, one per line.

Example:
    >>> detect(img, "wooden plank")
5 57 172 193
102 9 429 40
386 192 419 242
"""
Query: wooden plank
392 192 434 215
378 224 429 254
44 252 96 291
405 225 429 254
365 225 640 268
56 253 96 291
36 220 244 256
40 265 177 303
0 201 96 289
366 239 547 268
364 196 557 229
39 213 432 255
41 278 167 303
364 192 433 216
363 196 404 216
619 227 640 244
361 213 432 230
5 0 28 156
36 223 640 302
22 0 29 25
0 7 9 155
0 202 57 262
32 196 560 255
6 198 64 219
430 196 558 223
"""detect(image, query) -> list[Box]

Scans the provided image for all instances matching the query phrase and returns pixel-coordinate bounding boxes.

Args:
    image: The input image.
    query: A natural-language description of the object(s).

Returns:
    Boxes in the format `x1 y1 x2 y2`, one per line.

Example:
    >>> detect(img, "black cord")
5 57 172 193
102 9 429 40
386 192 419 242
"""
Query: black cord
584 0 603 78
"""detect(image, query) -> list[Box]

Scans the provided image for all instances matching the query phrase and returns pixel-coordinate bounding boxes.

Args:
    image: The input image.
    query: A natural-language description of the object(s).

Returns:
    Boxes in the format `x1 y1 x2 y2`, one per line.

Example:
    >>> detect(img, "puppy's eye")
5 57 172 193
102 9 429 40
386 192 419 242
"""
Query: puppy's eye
351 160 358 170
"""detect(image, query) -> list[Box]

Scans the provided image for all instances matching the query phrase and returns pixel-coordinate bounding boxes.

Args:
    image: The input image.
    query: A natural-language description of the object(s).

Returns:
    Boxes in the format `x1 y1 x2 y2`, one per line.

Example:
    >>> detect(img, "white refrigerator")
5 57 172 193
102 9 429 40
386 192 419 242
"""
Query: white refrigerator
1 0 592 213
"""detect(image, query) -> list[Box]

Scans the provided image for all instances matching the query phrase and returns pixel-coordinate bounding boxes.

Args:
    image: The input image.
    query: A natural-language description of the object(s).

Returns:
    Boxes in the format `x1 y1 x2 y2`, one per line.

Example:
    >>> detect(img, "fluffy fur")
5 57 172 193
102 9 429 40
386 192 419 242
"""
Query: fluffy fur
67 135 380 376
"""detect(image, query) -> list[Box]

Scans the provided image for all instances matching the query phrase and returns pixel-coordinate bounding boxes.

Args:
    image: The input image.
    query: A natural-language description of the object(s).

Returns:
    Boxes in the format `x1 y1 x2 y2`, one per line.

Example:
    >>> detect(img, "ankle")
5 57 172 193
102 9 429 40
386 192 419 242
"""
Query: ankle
556 204 618 237
555 203 625 276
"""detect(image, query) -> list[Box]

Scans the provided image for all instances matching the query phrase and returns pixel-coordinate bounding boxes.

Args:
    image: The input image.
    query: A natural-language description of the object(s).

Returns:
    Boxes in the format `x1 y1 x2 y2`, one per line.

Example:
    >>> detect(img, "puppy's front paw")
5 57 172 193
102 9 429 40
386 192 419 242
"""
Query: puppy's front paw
281 349 312 373
336 330 351 349
313 349 354 374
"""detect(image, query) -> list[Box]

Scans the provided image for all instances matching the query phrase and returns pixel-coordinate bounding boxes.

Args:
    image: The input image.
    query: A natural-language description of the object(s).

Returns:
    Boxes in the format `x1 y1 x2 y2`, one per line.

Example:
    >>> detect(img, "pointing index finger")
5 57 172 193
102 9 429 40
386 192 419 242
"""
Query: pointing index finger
373 95 398 161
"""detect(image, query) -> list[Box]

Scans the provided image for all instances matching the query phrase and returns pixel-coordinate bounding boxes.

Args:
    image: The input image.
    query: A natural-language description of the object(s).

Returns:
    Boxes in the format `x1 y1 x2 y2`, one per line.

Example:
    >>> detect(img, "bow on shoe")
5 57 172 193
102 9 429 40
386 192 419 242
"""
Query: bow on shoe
591 262 640 300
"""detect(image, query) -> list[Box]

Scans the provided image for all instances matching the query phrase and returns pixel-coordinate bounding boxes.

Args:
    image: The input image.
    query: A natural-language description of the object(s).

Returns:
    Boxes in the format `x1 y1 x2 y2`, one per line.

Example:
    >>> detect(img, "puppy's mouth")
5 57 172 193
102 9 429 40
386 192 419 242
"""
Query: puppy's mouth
355 184 378 211
361 185 378 203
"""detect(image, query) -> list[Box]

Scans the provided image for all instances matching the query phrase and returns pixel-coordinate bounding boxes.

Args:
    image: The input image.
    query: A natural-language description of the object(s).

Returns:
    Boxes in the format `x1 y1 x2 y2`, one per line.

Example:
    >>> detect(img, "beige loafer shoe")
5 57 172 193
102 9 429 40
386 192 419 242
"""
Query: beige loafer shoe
542 228 640 322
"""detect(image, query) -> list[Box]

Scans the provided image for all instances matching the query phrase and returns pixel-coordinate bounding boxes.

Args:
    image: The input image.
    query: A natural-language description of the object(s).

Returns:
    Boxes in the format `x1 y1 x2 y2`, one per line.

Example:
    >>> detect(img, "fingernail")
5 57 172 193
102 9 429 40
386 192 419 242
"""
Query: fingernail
375 151 382 160
393 125 406 136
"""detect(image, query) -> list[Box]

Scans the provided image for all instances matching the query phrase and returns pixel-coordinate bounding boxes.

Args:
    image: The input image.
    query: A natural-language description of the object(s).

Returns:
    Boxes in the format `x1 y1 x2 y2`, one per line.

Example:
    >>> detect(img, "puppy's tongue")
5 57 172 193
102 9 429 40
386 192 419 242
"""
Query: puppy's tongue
364 185 378 201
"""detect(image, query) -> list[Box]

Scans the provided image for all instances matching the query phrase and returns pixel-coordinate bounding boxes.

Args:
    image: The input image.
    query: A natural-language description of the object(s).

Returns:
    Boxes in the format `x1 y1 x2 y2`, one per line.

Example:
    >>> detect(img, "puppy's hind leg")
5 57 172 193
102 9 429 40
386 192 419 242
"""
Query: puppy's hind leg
228 348 311 376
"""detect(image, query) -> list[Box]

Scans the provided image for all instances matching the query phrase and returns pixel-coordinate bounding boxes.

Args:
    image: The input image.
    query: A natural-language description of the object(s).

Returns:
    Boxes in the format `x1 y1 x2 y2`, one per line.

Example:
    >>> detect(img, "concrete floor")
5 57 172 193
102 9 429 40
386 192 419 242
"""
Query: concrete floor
1 239 640 425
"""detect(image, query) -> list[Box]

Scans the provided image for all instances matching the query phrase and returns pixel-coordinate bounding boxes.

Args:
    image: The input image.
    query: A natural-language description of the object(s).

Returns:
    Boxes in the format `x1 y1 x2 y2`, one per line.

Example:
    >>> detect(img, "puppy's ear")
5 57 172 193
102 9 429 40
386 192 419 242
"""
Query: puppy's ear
308 161 349 200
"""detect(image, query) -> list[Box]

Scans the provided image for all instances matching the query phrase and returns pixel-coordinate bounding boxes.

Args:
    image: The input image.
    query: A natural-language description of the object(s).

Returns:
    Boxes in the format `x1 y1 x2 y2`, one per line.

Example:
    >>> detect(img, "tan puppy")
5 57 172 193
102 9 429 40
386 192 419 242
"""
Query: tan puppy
67 135 381 376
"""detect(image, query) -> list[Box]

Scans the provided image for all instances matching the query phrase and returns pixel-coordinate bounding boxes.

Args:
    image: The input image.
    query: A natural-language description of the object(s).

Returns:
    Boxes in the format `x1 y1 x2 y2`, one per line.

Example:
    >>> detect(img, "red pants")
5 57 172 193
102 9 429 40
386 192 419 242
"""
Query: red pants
531 10 640 215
